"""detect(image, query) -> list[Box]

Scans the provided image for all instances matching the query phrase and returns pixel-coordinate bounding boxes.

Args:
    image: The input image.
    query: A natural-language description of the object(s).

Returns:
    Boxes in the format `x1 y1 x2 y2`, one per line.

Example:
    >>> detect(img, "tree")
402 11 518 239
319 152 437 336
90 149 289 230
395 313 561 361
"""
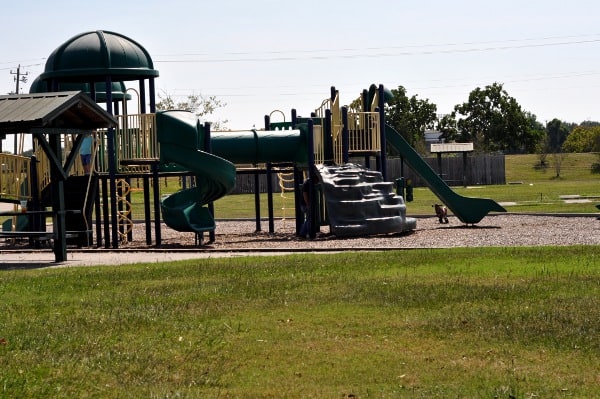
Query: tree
546 119 571 152
437 113 459 142
384 85 437 149
155 91 228 130
453 82 544 153
562 125 600 153
579 120 600 128
525 112 546 153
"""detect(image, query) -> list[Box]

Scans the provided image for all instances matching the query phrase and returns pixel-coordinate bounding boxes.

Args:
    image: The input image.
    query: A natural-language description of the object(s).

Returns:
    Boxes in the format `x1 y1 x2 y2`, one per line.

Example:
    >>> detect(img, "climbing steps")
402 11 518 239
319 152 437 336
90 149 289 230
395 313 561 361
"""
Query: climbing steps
316 163 417 237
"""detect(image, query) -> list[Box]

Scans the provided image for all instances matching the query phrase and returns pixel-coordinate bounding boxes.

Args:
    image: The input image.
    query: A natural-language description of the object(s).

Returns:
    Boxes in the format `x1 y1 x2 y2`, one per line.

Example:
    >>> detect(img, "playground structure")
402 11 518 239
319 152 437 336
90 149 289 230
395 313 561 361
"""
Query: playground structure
0 30 505 261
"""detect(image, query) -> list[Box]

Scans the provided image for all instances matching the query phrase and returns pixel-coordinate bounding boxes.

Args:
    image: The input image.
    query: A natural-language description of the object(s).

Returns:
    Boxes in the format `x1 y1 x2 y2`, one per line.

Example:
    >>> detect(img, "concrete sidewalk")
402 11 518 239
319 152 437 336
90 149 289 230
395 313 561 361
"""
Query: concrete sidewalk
0 249 295 269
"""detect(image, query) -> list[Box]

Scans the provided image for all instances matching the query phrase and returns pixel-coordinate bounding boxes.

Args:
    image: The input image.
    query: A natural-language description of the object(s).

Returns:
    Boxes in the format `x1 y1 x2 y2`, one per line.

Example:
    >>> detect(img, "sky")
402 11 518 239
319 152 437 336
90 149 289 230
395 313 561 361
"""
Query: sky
2 0 600 143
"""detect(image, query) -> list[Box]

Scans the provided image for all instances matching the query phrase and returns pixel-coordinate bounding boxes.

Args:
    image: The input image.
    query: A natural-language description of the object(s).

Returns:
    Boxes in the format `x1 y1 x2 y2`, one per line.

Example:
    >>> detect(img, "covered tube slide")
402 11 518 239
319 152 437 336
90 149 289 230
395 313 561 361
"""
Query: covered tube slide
156 110 307 233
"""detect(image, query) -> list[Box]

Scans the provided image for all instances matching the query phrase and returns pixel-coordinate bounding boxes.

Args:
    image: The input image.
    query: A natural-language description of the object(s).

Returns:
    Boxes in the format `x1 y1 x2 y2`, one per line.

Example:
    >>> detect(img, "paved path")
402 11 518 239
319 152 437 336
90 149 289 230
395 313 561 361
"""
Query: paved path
0 249 302 269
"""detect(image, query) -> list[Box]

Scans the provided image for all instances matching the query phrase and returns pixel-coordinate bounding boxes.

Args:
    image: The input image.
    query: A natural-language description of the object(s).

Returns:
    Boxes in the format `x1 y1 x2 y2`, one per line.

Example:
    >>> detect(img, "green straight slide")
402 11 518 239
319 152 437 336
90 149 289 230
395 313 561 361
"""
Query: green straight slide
385 124 506 224
156 111 236 233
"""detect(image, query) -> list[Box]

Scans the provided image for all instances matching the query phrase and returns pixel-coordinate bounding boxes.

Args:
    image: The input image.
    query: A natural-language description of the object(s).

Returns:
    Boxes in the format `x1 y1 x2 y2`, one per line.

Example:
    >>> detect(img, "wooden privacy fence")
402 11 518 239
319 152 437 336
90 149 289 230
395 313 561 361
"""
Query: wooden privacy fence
386 154 506 187
231 154 505 194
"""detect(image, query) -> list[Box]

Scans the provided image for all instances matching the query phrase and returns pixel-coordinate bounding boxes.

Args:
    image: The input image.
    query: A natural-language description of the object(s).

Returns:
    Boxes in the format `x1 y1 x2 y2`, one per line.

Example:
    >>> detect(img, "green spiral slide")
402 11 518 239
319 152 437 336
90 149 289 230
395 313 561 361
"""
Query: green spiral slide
156 111 236 233
385 124 506 224
156 111 308 233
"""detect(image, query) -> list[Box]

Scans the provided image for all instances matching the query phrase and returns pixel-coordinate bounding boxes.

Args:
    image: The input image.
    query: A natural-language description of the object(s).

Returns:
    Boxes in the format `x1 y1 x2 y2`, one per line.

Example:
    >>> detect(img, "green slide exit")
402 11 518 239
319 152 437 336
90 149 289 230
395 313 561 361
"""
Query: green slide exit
385 124 506 224
156 111 236 233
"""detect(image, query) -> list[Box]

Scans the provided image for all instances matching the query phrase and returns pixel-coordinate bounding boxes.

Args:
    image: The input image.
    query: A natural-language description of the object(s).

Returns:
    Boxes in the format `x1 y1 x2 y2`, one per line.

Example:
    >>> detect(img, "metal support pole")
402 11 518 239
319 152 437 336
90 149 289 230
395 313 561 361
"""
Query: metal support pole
139 79 146 114
341 106 349 164
294 166 303 235
254 171 261 232
307 120 317 239
104 77 119 249
49 134 67 262
152 162 161 246
204 122 215 243
324 109 334 164
266 162 274 233
143 175 152 245
378 84 388 181
102 177 110 248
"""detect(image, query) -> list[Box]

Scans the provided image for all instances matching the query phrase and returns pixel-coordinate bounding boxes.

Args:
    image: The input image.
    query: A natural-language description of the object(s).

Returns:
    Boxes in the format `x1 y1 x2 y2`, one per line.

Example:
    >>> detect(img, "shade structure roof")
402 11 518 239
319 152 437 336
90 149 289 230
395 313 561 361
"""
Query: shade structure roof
38 30 159 82
0 91 117 135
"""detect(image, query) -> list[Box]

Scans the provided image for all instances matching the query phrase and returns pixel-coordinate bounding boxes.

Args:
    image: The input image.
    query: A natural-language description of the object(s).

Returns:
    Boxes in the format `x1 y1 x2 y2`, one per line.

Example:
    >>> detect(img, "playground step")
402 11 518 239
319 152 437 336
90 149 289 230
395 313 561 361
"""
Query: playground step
370 181 395 193
316 162 416 238
332 176 361 185
331 215 415 237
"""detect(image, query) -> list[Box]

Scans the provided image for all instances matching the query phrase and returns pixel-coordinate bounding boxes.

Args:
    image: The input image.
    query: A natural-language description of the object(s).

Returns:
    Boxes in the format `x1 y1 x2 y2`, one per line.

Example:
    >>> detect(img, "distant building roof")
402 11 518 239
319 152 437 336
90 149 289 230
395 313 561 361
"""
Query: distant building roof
425 130 443 142
0 91 117 135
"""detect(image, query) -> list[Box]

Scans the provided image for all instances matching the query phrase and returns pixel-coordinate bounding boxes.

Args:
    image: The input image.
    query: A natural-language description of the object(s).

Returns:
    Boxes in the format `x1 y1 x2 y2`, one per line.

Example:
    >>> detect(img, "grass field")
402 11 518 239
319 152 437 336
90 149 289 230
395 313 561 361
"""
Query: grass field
2 153 600 398
207 153 600 217
1 247 599 398
147 153 600 218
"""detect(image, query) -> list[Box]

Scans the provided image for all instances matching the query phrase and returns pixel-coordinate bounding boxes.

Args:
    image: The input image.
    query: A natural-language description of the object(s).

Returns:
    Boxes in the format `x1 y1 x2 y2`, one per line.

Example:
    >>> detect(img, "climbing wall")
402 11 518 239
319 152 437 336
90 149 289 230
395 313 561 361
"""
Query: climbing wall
316 163 417 237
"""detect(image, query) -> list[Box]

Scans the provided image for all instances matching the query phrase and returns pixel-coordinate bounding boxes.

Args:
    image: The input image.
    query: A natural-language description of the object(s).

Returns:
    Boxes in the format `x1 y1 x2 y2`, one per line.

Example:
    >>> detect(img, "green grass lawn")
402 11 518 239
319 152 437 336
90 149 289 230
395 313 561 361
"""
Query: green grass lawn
1 247 599 398
2 155 600 397
147 153 600 219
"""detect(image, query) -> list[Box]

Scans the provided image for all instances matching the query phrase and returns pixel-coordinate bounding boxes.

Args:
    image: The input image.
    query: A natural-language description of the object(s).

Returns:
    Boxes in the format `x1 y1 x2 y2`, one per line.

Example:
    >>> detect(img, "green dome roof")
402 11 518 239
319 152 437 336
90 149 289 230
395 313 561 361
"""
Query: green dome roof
39 30 159 82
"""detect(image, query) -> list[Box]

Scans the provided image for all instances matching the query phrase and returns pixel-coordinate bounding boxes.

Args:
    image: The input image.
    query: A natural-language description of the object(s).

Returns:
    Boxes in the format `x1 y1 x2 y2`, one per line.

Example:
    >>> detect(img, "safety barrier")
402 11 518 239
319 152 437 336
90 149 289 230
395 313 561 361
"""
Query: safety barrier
0 153 31 201
95 113 158 173
346 111 381 154
313 89 381 164
314 92 344 163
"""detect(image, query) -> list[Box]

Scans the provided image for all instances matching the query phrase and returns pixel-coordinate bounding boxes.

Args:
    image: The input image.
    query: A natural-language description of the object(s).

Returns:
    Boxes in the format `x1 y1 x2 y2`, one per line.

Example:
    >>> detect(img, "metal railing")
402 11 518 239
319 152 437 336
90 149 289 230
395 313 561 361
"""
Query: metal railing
1 113 159 204
96 113 159 173
117 113 158 163
346 111 381 154
0 153 31 201
314 93 344 164
313 90 381 164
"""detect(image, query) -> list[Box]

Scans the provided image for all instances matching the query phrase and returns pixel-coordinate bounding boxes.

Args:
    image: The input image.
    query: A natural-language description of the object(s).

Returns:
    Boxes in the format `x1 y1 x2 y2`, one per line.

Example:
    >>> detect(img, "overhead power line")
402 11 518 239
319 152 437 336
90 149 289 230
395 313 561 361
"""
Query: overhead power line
154 35 600 64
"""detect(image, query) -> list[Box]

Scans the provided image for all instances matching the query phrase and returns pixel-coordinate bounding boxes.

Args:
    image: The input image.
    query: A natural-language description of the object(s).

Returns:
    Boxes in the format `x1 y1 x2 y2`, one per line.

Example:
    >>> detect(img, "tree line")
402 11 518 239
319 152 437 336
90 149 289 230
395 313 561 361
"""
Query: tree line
384 82 600 156
154 84 599 158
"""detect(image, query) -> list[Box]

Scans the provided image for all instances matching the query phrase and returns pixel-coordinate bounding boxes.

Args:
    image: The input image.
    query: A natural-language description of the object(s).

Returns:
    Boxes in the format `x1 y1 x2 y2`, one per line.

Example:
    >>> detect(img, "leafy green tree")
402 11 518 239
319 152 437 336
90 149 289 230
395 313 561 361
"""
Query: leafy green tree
579 120 600 128
437 113 459 142
156 91 228 130
545 119 571 152
384 85 437 148
453 83 543 153
562 125 600 152
525 112 546 152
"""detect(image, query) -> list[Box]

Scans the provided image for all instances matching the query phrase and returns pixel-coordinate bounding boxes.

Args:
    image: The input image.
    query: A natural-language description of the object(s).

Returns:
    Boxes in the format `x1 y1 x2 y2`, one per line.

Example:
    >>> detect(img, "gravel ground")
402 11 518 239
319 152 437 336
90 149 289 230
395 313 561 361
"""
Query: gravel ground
121 214 600 250
2 214 599 268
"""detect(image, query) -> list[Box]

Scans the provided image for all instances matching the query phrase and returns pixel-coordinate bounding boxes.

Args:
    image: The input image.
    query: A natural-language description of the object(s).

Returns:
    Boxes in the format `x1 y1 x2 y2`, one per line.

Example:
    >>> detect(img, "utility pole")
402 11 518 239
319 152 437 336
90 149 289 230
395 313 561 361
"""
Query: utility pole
9 65 29 154
10 64 28 94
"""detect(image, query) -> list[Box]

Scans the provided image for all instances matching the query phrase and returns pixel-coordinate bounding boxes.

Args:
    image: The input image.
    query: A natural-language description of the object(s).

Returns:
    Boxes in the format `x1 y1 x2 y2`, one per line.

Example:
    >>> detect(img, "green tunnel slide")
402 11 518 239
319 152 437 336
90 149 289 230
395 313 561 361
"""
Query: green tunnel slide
156 111 307 233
